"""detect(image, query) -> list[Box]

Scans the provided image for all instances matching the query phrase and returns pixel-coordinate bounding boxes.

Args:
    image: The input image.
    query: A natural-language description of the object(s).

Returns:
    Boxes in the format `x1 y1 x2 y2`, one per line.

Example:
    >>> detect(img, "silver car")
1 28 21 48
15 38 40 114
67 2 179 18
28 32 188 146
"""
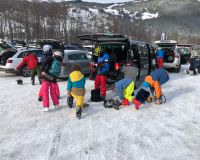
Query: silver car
60 50 91 78
154 40 181 72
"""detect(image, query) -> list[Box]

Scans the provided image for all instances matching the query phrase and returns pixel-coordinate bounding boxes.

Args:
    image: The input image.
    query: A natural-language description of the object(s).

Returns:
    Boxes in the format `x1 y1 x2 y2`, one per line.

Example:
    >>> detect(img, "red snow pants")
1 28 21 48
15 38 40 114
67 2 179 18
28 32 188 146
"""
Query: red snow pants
39 82 60 98
42 80 59 108
157 57 164 68
94 74 107 97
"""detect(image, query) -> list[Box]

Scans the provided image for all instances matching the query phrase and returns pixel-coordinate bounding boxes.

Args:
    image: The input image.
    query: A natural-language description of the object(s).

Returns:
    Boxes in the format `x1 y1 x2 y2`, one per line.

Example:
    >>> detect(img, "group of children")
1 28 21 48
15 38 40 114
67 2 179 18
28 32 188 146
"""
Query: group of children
17 44 170 119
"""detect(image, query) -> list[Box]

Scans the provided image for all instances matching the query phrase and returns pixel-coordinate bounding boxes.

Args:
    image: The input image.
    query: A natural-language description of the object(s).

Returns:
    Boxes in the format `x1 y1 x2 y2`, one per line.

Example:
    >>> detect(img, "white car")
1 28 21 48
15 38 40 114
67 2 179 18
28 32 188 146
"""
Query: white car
154 40 181 72
4 48 43 77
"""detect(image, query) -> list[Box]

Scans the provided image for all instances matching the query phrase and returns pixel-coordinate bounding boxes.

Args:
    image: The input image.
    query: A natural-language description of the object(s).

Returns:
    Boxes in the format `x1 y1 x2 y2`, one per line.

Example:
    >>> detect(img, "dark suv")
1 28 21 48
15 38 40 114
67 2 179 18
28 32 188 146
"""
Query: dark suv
78 33 155 87
36 39 64 55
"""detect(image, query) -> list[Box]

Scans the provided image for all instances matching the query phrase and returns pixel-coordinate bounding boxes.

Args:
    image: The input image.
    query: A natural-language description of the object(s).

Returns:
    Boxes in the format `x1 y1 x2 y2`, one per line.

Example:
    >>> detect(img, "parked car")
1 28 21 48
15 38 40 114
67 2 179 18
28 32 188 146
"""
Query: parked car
176 44 193 64
11 40 27 48
0 40 17 69
64 44 81 50
0 49 17 66
59 50 91 78
0 39 16 52
36 39 64 55
4 48 43 77
191 45 200 58
154 40 181 72
27 42 38 48
78 33 154 87
82 45 94 55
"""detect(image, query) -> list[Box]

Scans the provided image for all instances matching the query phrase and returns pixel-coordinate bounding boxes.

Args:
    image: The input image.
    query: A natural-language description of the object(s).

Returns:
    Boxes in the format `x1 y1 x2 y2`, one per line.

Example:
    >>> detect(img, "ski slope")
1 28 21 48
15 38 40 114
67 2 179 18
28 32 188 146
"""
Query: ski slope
0 65 200 160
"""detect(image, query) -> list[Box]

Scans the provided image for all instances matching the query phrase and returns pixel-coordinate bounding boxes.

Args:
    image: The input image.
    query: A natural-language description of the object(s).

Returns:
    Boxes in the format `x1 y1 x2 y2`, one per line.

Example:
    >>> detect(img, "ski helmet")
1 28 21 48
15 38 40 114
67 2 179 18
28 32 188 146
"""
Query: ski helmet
43 45 52 54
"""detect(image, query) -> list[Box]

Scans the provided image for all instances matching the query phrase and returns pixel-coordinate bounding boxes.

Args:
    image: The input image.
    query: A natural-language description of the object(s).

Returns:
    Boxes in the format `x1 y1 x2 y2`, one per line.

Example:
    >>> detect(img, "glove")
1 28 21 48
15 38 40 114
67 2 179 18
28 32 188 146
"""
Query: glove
97 63 104 67
147 96 156 103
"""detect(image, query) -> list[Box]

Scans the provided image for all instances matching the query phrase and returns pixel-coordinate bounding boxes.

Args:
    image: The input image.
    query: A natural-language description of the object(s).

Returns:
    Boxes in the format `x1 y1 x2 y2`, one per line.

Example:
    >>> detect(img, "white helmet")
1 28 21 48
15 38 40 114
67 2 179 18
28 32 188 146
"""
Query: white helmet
43 45 52 54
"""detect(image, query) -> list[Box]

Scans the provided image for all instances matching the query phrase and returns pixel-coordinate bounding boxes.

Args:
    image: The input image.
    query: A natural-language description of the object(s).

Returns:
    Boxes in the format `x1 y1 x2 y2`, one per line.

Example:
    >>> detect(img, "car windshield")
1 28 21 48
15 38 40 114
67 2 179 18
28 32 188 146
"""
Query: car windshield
177 48 191 55
83 47 93 52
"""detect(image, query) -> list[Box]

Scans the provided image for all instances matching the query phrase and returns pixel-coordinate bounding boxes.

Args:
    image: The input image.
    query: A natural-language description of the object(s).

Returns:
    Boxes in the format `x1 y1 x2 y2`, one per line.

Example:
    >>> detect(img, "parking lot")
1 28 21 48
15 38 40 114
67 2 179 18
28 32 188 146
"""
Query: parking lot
1 66 200 160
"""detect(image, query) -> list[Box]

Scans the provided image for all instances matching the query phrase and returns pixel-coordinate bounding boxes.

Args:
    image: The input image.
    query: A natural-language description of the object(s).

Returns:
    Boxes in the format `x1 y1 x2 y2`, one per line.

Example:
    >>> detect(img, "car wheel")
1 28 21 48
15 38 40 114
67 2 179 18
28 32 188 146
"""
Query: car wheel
174 66 181 73
21 65 31 77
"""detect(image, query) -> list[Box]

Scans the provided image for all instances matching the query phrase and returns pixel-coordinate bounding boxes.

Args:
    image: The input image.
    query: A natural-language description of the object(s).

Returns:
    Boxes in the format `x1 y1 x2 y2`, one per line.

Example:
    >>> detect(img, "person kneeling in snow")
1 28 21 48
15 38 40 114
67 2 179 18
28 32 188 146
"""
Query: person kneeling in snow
67 64 86 119
114 78 135 106
133 68 169 110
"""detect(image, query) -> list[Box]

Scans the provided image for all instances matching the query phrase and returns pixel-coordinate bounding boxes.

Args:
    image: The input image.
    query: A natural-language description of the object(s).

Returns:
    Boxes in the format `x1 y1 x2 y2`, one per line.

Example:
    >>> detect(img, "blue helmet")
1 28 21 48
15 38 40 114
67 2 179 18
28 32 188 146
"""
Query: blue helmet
43 45 52 54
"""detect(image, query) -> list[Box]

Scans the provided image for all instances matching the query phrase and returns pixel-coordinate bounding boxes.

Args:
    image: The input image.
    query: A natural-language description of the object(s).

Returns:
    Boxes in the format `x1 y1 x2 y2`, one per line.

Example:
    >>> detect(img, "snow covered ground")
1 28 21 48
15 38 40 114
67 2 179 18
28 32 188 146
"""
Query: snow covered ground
0 65 200 160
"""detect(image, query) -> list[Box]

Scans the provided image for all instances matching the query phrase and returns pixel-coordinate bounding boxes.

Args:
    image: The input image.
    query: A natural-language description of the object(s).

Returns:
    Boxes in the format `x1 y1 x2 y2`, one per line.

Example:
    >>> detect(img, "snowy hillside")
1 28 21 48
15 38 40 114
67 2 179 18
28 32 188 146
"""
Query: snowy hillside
0 65 200 160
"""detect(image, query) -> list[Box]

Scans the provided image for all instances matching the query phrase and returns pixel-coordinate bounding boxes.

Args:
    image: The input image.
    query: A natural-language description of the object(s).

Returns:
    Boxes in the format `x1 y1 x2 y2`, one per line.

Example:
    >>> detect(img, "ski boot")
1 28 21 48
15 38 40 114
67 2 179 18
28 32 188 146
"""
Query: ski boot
113 99 121 110
67 96 74 108
38 96 42 101
76 107 82 119
103 99 114 108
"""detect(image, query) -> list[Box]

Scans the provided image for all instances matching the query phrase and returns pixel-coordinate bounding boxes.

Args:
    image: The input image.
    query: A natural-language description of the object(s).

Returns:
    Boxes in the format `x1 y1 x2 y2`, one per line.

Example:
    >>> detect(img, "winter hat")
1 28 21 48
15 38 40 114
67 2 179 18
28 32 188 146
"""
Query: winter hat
71 64 81 72
43 45 52 54
143 81 150 88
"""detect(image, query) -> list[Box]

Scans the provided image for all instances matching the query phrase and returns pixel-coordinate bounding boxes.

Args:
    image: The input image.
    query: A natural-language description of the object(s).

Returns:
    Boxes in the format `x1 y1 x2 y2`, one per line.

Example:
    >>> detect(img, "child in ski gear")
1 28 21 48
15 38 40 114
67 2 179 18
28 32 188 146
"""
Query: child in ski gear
133 68 169 109
67 64 86 119
94 50 110 100
16 52 41 85
184 51 200 75
41 49 62 112
38 45 60 101
156 47 165 68
114 78 135 106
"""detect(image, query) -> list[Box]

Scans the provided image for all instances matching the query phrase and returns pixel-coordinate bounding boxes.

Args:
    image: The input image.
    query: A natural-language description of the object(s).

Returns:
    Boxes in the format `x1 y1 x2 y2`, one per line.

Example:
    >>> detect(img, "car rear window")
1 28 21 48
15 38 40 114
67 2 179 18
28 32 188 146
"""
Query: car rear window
68 53 87 60
17 51 29 58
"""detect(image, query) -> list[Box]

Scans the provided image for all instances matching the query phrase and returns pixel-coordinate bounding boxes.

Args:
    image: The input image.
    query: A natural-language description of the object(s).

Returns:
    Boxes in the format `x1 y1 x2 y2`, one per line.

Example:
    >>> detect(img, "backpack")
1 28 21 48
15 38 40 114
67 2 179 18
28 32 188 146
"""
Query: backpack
90 89 102 102
49 58 61 77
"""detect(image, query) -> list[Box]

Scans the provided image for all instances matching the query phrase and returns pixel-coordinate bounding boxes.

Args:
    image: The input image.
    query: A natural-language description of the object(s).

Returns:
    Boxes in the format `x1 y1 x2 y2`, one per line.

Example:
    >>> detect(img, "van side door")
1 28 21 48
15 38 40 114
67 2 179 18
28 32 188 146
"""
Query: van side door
138 43 149 77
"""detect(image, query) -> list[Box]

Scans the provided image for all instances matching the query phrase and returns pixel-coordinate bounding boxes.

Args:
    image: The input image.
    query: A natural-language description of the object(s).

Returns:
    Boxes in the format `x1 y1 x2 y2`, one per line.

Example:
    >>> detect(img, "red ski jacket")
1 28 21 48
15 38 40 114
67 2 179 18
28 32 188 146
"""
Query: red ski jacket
16 53 39 70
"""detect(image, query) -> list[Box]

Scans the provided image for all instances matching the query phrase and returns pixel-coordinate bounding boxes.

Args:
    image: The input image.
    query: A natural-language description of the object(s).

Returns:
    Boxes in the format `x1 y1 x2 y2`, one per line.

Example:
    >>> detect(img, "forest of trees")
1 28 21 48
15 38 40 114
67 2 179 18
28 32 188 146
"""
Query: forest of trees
0 0 198 44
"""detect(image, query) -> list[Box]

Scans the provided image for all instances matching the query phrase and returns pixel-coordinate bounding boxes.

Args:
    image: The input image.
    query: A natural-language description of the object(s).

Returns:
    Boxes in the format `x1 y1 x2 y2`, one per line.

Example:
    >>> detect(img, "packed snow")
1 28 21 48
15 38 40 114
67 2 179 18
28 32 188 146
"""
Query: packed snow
0 65 200 160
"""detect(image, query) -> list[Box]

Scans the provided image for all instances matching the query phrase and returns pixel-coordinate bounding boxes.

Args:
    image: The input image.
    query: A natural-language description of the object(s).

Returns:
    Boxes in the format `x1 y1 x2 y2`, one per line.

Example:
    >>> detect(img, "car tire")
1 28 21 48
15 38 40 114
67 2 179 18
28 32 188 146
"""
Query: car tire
174 66 181 73
21 65 31 77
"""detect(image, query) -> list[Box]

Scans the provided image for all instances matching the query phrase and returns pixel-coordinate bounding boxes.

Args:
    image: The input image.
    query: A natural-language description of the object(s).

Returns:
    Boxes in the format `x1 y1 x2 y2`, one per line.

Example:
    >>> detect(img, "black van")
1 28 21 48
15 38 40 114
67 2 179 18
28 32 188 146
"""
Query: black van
78 33 155 87
36 39 64 55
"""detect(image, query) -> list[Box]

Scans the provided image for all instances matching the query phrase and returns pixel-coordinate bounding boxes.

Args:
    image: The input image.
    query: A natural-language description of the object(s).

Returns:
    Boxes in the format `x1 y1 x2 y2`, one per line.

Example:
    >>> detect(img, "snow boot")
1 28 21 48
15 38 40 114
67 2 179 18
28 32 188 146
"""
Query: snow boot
43 107 49 112
76 107 82 119
67 96 74 108
113 99 121 110
133 99 141 110
53 105 59 110
103 100 114 108
38 96 42 101
121 99 129 106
